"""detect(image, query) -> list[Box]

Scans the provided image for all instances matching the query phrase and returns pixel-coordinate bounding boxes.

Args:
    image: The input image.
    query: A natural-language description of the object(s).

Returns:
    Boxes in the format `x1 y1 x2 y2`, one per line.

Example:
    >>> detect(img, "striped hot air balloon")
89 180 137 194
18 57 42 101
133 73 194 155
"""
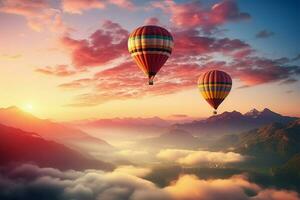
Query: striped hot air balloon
198 70 232 115
128 25 173 85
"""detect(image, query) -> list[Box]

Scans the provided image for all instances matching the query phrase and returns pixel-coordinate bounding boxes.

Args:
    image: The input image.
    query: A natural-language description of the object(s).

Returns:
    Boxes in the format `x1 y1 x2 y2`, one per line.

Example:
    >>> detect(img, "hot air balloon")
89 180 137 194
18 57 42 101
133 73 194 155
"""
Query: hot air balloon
198 70 232 115
128 25 173 85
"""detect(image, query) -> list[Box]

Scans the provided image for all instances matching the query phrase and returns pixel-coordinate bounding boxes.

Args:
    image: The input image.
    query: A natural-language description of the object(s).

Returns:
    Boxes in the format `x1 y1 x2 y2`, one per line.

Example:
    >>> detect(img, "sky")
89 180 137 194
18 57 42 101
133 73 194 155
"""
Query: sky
0 0 299 121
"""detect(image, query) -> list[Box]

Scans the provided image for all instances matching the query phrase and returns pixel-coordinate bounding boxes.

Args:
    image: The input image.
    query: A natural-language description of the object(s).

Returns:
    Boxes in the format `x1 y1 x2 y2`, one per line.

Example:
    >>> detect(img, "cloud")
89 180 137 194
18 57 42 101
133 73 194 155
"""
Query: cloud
50 12 298 106
0 53 22 60
144 17 160 25
228 57 300 85
59 78 93 89
62 0 106 14
0 0 69 32
61 53 300 106
62 0 134 14
291 54 300 62
280 78 298 84
165 174 259 200
152 0 250 31
36 65 78 77
172 28 250 58
0 164 170 200
113 165 151 178
253 189 300 200
165 174 300 200
62 60 203 106
117 150 149 157
60 20 128 69
109 0 134 9
256 30 275 38
157 149 245 166
0 164 299 200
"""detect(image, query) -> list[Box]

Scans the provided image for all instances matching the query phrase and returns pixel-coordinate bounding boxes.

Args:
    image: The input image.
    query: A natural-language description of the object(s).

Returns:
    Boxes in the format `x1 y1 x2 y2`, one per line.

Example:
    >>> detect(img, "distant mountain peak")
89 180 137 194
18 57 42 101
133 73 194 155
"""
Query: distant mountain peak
166 128 190 136
174 108 297 136
244 108 260 117
208 110 243 120
244 108 281 118
261 108 276 114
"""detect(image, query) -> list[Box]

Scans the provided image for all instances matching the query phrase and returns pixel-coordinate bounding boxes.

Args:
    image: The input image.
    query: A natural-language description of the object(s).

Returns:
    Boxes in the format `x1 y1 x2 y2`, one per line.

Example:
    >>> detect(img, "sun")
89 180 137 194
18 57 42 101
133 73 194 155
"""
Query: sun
23 104 34 113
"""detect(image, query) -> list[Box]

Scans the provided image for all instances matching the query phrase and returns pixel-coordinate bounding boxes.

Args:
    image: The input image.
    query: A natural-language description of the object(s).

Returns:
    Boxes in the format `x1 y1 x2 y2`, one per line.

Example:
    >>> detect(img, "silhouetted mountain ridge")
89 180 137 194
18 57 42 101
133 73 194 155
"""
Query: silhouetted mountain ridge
232 119 300 167
175 108 297 135
140 128 199 149
0 123 113 170
0 106 112 153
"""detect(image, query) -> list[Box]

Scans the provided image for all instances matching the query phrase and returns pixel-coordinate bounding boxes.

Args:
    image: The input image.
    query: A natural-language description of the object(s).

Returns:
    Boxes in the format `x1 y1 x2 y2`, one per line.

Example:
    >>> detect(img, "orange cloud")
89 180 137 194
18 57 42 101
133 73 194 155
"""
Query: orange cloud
157 149 245 166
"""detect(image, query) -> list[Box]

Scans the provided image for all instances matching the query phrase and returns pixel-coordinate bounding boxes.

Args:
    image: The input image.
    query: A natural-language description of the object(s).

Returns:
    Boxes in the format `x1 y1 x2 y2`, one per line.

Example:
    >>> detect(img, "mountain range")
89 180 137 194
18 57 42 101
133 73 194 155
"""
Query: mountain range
0 106 112 154
0 123 113 170
175 108 297 136
139 128 200 149
236 119 300 164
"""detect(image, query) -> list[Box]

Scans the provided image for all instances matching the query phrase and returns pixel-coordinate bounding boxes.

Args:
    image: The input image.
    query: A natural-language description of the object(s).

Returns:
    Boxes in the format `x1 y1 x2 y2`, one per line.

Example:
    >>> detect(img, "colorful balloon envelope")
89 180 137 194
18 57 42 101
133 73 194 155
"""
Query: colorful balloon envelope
128 25 174 85
198 70 232 114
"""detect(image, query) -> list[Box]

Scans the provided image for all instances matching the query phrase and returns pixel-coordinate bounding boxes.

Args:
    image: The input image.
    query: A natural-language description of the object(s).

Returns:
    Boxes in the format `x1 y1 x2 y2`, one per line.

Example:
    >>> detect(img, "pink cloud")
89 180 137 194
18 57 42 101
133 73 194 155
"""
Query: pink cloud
62 0 134 14
210 0 250 23
172 28 250 58
62 0 106 14
55 17 299 106
59 78 93 89
61 55 300 106
0 0 69 32
61 60 202 106
228 57 300 86
144 17 160 25
36 65 78 77
152 0 250 31
109 0 135 9
60 20 128 69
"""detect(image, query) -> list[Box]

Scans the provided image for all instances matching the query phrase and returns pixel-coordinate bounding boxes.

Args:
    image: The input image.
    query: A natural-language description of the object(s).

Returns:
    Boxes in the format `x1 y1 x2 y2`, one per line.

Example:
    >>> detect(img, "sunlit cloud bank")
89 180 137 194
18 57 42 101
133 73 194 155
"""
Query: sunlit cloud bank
113 165 151 178
0 164 299 200
157 149 245 166
165 174 299 200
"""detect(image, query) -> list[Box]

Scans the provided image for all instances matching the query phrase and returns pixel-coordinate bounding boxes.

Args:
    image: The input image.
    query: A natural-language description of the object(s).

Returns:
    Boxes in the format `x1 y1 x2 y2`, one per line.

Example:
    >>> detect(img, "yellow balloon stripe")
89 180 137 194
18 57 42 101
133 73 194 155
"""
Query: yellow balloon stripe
128 46 173 52
200 91 230 99
130 51 171 57
198 84 231 87
128 38 174 49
